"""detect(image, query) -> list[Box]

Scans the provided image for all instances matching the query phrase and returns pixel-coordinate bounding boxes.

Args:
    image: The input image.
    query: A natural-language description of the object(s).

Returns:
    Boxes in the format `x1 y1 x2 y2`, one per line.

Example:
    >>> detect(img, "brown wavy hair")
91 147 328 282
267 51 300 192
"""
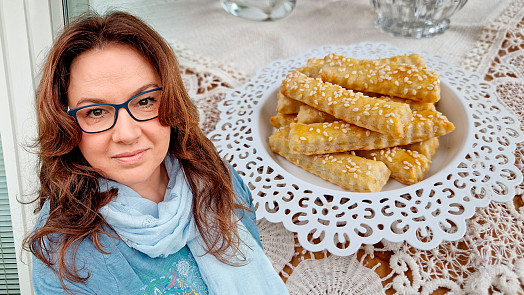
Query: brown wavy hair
24 11 246 292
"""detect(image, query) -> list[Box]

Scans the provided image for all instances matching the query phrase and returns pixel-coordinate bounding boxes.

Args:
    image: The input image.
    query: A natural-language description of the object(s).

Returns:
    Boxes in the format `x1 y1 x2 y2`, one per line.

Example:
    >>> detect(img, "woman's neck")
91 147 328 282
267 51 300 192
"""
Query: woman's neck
128 163 170 204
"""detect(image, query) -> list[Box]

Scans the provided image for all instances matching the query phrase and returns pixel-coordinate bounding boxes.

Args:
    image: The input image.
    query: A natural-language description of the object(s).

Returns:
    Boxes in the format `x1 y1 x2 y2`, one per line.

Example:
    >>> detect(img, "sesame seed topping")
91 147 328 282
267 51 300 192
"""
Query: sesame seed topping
300 137 307 141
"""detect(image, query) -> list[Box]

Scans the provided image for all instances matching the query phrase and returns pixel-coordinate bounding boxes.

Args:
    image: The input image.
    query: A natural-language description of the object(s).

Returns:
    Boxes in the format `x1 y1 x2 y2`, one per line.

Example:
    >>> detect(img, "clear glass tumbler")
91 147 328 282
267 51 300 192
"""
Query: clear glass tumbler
221 0 296 21
371 0 468 38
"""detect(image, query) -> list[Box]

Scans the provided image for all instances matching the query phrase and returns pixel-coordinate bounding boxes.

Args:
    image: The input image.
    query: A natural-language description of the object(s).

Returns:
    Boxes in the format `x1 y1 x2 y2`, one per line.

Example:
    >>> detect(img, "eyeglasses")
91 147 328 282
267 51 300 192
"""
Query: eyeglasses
67 87 162 134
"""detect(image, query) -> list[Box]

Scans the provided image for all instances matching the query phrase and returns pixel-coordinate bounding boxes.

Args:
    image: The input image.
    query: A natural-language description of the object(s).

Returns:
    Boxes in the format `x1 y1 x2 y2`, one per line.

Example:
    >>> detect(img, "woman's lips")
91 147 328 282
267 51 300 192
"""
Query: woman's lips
112 149 148 164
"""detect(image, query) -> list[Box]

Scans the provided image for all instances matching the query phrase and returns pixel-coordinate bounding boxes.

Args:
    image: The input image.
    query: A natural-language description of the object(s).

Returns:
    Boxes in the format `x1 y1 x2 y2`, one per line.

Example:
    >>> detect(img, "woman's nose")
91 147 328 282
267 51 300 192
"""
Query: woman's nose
111 108 142 144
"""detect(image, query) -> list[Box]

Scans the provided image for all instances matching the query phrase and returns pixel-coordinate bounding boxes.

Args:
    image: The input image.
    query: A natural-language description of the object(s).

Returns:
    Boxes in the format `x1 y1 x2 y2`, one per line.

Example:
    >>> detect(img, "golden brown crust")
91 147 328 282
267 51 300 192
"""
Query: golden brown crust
270 113 298 128
298 54 425 79
281 71 413 138
296 95 434 125
296 105 337 124
355 147 431 184
399 137 439 160
377 95 436 112
269 127 391 192
319 53 440 103
288 109 454 155
297 58 325 78
381 54 426 68
277 91 304 114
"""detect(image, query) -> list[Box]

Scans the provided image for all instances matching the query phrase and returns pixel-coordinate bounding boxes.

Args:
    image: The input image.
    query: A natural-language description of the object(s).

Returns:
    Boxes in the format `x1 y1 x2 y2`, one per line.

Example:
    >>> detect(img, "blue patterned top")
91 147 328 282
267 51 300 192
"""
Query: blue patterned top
32 167 261 294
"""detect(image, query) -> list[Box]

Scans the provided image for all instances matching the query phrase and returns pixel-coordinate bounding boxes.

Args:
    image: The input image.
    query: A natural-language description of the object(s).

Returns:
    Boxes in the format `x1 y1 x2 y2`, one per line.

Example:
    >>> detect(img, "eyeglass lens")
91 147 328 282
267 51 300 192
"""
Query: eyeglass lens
75 89 161 133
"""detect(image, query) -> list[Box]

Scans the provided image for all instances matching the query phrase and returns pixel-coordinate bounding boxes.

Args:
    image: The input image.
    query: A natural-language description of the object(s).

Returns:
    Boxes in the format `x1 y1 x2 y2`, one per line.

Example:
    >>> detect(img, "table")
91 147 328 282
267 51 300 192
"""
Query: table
90 1 524 293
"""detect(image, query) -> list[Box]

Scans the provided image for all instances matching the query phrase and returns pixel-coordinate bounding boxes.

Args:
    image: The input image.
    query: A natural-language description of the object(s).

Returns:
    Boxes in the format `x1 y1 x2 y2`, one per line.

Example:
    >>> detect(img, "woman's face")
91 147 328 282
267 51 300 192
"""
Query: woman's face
67 44 171 193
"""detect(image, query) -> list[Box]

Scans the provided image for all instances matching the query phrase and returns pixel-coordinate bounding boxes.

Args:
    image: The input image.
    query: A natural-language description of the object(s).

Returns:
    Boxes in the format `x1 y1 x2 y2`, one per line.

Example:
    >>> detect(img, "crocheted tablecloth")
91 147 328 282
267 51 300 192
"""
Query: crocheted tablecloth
89 0 524 293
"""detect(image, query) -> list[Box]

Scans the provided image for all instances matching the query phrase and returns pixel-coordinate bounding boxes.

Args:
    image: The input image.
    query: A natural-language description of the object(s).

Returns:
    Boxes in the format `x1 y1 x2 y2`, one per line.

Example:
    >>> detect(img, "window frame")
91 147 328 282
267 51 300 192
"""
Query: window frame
0 1 61 294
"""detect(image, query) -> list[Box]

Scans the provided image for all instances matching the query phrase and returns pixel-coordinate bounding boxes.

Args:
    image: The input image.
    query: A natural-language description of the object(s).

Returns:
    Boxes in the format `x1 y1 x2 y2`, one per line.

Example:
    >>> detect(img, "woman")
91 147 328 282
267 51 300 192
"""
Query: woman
25 11 289 295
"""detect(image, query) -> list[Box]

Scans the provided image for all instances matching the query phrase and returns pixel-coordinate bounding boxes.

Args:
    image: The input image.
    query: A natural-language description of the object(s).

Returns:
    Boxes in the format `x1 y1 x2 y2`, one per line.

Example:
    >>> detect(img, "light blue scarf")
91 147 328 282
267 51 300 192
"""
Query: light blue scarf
99 154 289 295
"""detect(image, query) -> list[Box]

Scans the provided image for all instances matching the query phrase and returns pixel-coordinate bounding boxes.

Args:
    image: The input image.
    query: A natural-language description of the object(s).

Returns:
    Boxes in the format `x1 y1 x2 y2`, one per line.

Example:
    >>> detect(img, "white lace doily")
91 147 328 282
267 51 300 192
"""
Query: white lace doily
207 42 523 256
285 254 385 295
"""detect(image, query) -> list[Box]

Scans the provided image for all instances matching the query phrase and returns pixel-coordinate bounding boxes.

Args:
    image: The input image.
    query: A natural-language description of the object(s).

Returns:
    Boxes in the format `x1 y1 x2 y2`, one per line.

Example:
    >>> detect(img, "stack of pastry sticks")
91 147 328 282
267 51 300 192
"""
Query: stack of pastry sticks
269 53 455 192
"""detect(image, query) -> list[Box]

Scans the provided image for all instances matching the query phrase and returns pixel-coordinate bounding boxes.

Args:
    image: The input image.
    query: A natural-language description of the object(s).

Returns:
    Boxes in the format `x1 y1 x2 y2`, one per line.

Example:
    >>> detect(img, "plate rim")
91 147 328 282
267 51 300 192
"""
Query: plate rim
209 42 524 254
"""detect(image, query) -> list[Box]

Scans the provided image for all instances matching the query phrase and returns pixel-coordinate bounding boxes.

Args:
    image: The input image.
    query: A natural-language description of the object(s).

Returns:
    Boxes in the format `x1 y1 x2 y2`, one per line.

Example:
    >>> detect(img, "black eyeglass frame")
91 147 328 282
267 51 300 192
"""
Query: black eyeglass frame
67 87 163 134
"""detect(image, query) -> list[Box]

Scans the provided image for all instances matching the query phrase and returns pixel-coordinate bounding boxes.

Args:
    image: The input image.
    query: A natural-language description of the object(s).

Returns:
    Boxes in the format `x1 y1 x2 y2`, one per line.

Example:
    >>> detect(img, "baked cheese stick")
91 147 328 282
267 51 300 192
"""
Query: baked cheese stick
297 105 337 124
281 71 413 138
355 147 431 184
296 99 431 125
297 58 324 78
269 127 391 192
270 113 297 129
289 110 454 155
277 92 304 114
400 137 439 160
379 54 426 68
320 53 440 103
297 54 425 79
377 95 435 112
297 94 434 122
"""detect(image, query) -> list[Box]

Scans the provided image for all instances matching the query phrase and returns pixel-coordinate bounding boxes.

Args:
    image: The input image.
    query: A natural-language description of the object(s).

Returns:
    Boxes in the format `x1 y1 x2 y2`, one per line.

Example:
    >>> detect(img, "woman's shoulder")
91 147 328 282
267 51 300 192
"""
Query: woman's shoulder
229 165 252 203
32 202 130 294
228 165 263 248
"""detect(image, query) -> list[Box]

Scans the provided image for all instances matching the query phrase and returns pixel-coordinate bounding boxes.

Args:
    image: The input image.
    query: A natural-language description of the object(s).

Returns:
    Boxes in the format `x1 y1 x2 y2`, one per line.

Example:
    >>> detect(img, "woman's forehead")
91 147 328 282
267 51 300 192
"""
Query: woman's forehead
67 44 161 106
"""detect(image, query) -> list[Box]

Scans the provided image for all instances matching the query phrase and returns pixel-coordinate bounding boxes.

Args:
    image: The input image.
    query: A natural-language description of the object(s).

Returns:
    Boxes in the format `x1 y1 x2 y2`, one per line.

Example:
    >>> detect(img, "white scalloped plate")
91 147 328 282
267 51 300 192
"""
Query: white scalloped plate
208 42 523 255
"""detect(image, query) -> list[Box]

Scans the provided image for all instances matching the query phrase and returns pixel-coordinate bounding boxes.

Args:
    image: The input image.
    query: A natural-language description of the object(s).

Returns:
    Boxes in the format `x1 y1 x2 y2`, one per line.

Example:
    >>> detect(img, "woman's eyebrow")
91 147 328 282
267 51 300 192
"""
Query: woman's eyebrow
75 97 108 107
74 83 161 107
131 83 162 98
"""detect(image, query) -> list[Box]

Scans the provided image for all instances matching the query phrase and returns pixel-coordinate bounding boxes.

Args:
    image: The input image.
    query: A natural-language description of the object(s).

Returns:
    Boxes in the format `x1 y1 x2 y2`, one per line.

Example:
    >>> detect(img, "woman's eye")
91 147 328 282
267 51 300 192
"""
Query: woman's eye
137 97 155 106
87 108 105 118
